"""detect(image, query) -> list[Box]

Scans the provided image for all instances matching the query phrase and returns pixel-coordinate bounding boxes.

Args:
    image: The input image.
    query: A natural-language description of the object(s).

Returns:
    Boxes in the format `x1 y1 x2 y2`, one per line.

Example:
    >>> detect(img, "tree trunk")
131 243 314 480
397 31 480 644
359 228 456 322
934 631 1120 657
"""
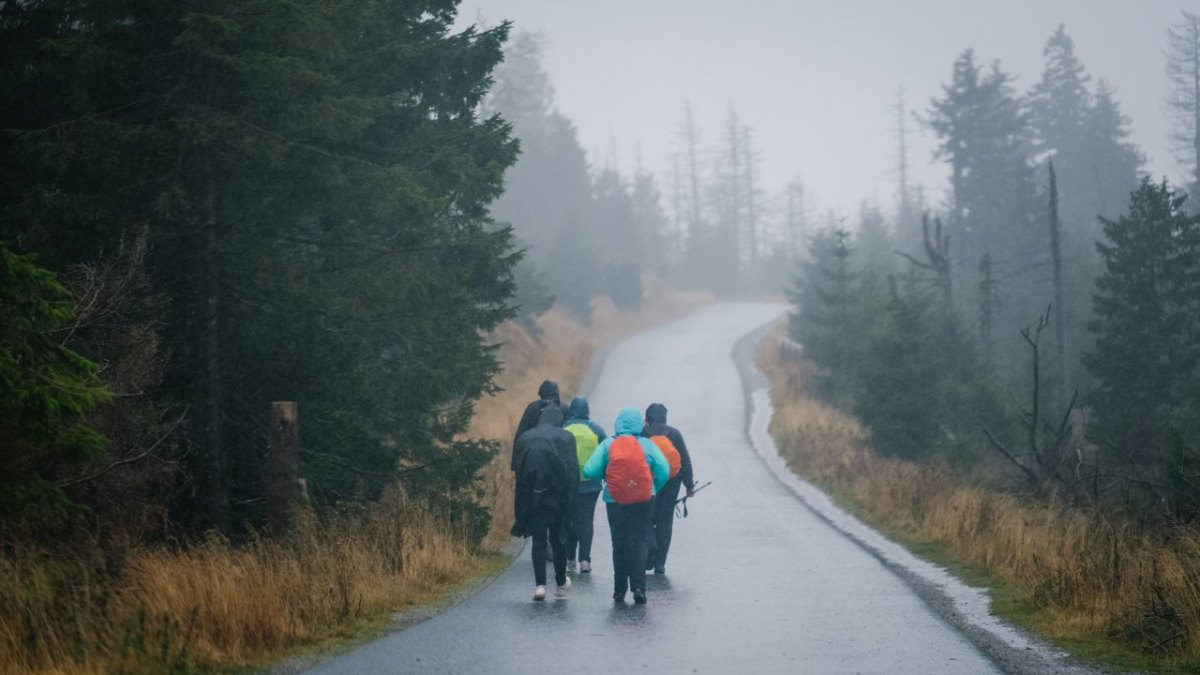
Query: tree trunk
267 401 299 535
202 157 228 532
1047 162 1069 412
978 252 994 365
743 124 758 266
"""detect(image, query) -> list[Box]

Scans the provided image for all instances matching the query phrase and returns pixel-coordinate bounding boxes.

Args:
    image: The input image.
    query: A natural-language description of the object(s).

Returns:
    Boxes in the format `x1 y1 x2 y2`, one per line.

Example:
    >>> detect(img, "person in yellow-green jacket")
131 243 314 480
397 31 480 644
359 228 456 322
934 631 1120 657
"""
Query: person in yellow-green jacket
582 407 669 604
563 396 607 574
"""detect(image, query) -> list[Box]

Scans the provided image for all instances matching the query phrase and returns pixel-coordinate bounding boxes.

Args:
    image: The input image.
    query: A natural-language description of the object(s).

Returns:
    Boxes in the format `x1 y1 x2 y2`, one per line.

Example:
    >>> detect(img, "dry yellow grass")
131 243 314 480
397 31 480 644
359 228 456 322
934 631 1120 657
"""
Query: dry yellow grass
0 491 481 674
0 280 710 675
760 324 1200 664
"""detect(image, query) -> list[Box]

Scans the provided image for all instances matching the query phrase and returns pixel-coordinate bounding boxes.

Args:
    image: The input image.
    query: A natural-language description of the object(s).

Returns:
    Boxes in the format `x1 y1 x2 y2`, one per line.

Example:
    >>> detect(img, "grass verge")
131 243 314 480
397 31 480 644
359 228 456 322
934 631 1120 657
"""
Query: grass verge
0 281 710 674
759 324 1200 673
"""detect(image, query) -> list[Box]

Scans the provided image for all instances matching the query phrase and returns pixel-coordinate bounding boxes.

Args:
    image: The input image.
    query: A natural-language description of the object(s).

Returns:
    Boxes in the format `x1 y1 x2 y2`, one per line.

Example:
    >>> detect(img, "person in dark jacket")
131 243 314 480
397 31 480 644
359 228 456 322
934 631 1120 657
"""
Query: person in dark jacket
642 402 695 575
562 396 607 574
511 379 565 471
512 405 579 601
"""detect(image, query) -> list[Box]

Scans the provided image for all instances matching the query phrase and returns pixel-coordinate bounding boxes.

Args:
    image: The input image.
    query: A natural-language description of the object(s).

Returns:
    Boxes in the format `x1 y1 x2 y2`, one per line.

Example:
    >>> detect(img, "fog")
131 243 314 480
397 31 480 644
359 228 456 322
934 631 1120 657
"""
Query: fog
458 0 1191 217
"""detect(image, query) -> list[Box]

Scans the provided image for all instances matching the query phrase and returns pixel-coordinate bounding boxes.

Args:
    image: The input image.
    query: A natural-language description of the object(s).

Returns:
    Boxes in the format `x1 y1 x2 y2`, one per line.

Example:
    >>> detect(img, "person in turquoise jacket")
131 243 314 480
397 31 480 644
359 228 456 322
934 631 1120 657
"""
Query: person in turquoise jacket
582 406 669 604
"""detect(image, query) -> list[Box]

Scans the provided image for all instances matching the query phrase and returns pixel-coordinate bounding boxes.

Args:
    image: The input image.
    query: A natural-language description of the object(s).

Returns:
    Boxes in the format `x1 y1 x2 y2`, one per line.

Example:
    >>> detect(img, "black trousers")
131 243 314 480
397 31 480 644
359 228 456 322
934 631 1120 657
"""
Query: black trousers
647 476 682 570
606 499 653 595
566 489 601 562
528 505 567 587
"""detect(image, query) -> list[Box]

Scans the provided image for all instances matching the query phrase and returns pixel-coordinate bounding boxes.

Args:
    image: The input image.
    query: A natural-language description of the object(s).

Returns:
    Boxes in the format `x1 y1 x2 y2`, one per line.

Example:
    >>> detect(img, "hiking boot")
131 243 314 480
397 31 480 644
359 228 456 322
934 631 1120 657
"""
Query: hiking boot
654 565 665 575
533 585 546 601
580 560 591 573
632 588 646 604
566 559 578 573
612 591 625 602
555 576 572 598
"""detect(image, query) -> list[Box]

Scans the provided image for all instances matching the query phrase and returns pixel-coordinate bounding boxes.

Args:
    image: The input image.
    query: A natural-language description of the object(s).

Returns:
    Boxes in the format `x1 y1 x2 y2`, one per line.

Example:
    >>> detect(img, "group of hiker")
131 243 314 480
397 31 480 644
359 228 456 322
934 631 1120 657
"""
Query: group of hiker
510 380 696 605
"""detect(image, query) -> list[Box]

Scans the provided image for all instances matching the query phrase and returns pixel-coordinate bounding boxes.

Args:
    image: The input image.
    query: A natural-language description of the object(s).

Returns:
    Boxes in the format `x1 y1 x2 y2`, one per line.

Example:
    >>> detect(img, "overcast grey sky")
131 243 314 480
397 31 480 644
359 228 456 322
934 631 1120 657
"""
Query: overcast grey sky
457 1 1193 221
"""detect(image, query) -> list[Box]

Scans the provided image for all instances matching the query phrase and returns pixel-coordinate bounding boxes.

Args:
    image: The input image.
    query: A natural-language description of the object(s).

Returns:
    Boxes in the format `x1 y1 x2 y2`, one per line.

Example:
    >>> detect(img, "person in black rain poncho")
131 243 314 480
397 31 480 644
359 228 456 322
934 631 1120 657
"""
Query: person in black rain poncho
511 405 579 601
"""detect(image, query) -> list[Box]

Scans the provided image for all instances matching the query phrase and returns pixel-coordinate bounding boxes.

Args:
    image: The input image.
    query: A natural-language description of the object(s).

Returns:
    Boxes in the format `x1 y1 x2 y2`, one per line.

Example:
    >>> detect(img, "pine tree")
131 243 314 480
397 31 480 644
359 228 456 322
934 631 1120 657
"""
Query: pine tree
1085 178 1200 498
631 166 670 268
2 0 523 535
590 167 642 308
787 227 865 402
1083 81 1145 220
925 51 1039 264
0 243 110 525
857 279 1004 464
924 50 1041 369
853 201 894 277
1029 25 1091 162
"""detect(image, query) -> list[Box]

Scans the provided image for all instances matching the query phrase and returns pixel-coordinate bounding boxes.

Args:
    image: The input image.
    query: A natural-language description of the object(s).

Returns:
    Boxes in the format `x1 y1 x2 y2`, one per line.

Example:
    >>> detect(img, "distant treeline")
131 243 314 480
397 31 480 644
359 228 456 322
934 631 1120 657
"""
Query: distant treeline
788 18 1200 520
485 30 807 316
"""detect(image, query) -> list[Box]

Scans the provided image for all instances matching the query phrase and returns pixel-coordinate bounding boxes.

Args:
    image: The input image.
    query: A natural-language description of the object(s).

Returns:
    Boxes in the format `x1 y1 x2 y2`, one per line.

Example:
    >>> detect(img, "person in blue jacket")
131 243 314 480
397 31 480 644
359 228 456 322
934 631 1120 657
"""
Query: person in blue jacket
582 407 669 604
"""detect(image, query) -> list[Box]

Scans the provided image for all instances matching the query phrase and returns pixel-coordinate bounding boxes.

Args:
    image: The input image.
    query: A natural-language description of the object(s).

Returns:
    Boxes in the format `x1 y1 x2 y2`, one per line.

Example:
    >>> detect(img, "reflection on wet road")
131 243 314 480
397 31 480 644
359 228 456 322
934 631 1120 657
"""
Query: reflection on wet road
305 302 1000 674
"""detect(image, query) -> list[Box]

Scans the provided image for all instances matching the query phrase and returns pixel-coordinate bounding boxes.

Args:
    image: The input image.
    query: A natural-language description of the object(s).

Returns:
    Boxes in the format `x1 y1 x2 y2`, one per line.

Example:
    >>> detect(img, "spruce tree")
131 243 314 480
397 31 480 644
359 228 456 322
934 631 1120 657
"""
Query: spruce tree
786 227 872 402
1029 25 1091 163
853 201 895 277
2 0 523 535
0 243 110 525
924 51 1041 369
1085 178 1200 500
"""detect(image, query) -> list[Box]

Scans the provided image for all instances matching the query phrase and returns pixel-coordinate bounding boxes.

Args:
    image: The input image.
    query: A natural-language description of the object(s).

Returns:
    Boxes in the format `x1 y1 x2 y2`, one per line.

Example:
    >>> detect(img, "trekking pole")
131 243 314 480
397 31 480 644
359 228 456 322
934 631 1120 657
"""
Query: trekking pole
674 481 712 518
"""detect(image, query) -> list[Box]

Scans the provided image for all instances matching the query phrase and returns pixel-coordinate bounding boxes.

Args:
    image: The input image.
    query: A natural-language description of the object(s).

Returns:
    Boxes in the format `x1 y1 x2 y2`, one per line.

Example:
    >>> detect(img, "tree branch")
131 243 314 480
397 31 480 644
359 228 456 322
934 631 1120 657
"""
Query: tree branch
56 409 187 488
983 427 1042 485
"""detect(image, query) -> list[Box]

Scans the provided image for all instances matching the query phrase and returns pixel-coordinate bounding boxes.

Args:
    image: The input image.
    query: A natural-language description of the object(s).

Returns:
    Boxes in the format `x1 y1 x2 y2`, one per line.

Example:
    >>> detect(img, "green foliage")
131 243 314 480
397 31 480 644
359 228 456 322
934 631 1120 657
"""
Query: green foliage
1085 178 1200 507
788 223 1006 464
787 227 868 402
853 202 895 278
856 281 1005 463
1 0 523 532
0 243 110 523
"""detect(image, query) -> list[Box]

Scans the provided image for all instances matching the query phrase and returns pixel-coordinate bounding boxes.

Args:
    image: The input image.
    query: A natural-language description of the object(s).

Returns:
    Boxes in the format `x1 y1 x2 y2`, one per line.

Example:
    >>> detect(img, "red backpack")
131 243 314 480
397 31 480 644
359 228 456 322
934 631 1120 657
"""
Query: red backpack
650 435 681 479
605 435 653 504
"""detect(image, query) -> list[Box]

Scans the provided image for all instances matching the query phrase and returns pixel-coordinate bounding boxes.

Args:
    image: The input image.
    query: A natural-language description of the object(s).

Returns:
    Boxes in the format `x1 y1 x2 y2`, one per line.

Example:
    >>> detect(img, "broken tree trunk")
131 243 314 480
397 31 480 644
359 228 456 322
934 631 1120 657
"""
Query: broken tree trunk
266 401 299 535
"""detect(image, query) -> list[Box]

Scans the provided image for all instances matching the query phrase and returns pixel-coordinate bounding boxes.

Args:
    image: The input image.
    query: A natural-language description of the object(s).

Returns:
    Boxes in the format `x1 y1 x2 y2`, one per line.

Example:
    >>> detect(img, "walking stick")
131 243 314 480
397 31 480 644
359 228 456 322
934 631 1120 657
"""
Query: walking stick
674 481 712 518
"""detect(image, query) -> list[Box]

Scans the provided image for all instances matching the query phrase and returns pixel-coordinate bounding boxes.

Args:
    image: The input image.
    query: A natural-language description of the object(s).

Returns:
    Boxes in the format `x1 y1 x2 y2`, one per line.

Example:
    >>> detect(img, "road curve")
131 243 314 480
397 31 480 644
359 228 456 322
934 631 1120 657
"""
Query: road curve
304 302 1000 674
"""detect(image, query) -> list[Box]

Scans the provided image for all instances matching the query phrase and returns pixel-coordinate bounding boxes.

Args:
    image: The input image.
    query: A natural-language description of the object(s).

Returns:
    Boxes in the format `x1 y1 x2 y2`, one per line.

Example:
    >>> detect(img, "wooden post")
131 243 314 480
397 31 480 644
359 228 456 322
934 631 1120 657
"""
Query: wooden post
266 401 298 535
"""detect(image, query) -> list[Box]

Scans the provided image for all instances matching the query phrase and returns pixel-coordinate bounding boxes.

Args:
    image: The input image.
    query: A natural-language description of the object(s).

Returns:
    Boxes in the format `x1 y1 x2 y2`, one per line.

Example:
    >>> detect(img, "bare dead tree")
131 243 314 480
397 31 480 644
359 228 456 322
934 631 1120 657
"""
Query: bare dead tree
742 123 760 265
1165 11 1200 193
785 178 808 261
1047 162 1070 412
977 253 996 364
983 306 1085 502
896 213 952 306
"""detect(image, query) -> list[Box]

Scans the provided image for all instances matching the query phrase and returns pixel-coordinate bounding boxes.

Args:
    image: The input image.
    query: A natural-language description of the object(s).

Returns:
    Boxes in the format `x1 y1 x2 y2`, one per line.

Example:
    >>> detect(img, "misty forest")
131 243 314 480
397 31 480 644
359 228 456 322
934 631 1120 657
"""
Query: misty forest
3 1 1200 673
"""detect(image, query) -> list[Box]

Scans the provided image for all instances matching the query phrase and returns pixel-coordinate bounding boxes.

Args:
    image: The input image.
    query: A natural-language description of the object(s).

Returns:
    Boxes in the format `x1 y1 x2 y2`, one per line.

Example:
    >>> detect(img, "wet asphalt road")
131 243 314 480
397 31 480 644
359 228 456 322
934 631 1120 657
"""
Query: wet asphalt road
305 302 1000 674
